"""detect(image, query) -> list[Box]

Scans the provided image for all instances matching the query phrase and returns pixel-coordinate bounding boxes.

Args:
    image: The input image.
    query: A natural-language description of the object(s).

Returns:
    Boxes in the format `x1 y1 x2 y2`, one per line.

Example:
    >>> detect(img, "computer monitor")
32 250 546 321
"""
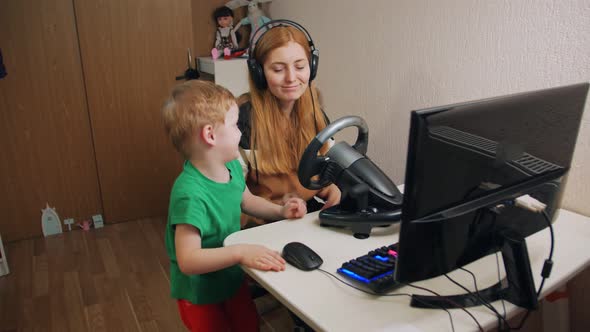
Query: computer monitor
394 83 589 310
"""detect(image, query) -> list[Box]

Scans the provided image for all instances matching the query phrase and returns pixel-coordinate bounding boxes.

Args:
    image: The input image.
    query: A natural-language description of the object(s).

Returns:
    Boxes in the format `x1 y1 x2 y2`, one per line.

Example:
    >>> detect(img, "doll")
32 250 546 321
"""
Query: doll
226 0 272 46
211 6 239 59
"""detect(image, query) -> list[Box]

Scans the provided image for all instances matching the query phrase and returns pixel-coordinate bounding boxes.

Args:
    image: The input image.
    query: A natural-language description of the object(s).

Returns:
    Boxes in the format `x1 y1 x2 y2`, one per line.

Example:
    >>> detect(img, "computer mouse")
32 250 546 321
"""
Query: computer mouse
282 242 323 271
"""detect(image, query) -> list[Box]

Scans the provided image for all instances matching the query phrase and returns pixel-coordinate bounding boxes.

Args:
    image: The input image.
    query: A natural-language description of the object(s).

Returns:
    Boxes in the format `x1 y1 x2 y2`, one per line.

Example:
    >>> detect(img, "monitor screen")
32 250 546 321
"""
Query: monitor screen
395 83 589 287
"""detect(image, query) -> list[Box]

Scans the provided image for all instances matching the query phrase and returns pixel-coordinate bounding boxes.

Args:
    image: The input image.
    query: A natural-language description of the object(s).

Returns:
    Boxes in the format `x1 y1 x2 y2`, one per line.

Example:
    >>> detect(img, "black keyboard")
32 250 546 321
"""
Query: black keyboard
337 243 400 294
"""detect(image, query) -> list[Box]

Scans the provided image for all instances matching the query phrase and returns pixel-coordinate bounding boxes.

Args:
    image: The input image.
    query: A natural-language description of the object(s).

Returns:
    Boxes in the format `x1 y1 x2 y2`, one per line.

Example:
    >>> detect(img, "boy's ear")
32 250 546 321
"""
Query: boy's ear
200 124 216 146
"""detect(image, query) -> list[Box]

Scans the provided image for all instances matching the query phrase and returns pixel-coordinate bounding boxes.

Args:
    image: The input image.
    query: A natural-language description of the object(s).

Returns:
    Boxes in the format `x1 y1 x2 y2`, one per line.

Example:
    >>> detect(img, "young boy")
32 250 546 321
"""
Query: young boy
161 80 307 331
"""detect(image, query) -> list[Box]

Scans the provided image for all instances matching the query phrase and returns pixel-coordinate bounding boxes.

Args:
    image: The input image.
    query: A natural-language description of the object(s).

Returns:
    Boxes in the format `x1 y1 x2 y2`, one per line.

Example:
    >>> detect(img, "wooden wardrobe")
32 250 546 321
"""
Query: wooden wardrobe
0 0 227 242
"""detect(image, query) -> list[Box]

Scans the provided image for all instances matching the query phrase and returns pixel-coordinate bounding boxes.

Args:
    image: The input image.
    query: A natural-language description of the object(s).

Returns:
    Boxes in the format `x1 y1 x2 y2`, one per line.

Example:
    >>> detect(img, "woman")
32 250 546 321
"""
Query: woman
238 22 341 227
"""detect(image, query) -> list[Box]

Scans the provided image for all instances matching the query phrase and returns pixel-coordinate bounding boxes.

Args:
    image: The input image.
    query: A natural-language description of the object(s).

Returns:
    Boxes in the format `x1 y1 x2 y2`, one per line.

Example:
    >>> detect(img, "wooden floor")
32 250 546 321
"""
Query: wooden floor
0 218 293 332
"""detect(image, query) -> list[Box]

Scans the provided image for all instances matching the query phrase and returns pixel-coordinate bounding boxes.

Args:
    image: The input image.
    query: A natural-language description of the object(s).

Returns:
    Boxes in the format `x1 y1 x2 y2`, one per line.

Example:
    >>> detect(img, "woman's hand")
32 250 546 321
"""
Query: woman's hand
318 184 341 210
238 244 286 271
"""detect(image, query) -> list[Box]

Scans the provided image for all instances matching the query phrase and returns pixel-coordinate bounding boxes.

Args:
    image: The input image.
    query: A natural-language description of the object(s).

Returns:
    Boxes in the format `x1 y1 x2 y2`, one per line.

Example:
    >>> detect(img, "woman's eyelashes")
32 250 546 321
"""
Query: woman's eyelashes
271 64 307 73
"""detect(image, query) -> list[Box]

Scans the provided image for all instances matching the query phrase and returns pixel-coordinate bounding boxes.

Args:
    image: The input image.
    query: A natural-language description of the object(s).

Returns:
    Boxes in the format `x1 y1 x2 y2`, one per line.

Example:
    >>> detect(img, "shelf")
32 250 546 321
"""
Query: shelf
197 57 250 97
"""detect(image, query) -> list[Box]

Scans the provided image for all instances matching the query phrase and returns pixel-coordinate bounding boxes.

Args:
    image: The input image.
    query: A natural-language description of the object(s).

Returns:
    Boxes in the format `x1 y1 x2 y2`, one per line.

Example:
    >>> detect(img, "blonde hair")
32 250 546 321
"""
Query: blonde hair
248 26 328 174
162 80 235 159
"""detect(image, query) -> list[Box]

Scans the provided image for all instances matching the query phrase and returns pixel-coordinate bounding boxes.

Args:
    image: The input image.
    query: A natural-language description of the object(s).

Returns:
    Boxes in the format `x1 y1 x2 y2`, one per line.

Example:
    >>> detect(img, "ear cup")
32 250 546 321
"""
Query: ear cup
309 49 319 82
247 58 267 89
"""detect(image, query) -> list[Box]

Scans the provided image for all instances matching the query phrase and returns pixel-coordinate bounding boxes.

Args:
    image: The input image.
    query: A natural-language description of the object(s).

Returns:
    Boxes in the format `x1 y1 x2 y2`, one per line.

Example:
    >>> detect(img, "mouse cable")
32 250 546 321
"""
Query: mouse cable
317 268 456 332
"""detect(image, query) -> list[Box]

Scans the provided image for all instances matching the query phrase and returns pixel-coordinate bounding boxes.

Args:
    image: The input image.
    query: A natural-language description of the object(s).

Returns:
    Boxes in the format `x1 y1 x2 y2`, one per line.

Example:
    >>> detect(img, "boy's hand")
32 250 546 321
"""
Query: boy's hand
281 197 307 219
238 244 286 271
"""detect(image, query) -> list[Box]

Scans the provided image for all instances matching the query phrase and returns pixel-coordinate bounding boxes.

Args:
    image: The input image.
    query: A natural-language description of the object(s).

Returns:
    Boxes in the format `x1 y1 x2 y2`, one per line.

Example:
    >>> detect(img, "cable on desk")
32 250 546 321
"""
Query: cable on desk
512 210 555 330
317 268 456 332
456 208 555 331
445 271 511 330
402 282 484 332
459 265 509 331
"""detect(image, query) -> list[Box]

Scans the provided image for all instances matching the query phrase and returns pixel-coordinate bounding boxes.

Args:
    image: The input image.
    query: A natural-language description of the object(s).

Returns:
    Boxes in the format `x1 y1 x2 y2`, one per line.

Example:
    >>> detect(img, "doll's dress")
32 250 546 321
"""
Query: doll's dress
215 26 236 51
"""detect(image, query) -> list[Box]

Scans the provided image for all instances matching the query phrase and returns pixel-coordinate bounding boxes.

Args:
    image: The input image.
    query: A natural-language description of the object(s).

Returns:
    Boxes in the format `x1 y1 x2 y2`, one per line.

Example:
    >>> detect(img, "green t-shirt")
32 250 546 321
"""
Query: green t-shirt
165 159 245 304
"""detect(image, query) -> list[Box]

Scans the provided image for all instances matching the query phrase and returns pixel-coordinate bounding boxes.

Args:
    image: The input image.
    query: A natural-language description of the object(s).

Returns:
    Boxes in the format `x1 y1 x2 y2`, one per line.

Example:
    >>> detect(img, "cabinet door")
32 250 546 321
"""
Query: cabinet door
0 0 102 241
74 0 193 222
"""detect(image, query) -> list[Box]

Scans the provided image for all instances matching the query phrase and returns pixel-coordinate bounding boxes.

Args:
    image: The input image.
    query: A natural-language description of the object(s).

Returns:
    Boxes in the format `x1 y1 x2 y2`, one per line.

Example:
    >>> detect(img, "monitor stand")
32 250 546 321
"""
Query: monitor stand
409 229 539 310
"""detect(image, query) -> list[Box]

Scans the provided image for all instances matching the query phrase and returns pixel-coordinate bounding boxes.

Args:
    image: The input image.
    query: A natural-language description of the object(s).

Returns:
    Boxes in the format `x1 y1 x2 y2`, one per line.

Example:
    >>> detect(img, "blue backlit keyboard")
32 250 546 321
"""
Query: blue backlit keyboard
337 243 400 294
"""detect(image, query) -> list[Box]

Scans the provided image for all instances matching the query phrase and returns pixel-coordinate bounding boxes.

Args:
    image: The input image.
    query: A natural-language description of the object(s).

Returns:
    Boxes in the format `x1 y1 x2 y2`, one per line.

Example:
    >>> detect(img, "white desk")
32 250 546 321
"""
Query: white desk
197 56 249 97
225 209 590 331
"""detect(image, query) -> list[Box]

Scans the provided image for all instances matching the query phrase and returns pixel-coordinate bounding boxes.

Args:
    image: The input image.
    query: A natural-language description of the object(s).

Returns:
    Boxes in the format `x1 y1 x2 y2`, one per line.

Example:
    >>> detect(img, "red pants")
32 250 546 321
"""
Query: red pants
177 281 259 332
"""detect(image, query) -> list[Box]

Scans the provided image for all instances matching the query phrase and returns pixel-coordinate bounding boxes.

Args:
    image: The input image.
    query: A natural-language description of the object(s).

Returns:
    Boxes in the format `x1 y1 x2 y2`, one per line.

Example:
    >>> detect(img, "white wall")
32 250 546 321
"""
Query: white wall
270 0 590 215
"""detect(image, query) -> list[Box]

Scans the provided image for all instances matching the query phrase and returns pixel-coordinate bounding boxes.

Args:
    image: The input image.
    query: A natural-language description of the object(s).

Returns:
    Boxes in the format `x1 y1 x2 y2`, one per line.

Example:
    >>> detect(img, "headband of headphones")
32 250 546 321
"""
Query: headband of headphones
248 19 317 58
247 19 319 89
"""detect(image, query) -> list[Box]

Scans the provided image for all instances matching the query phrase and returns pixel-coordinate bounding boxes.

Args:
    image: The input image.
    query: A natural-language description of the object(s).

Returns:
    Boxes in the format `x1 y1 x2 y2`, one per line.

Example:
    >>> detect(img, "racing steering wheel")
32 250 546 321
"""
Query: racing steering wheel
298 116 368 189
298 116 403 239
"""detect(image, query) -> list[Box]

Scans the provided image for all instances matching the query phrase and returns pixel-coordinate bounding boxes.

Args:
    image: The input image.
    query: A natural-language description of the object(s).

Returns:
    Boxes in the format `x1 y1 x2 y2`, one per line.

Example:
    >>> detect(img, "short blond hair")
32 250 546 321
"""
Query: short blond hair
162 80 235 158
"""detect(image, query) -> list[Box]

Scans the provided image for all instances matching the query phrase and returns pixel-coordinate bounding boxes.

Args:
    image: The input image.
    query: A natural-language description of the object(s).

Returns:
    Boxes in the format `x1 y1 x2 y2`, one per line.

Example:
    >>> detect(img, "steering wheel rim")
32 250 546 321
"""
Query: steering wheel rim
298 116 369 189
